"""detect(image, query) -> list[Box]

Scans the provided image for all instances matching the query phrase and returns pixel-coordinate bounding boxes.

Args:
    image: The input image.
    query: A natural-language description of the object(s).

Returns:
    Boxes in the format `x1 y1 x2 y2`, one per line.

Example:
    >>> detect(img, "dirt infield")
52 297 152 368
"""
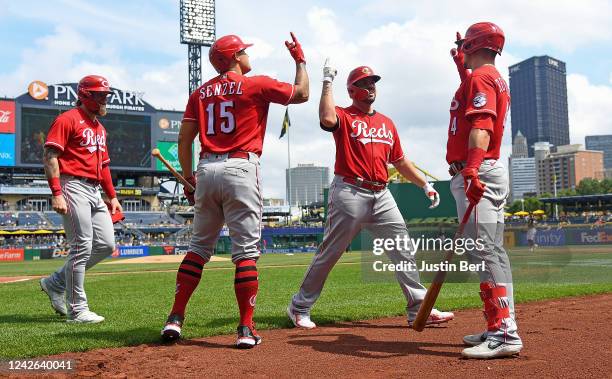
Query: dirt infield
33 294 611 378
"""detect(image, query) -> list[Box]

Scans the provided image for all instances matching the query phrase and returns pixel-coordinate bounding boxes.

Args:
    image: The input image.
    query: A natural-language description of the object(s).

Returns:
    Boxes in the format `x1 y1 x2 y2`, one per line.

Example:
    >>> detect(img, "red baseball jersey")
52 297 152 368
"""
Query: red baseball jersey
324 105 404 183
45 108 110 180
183 71 294 156
446 65 510 164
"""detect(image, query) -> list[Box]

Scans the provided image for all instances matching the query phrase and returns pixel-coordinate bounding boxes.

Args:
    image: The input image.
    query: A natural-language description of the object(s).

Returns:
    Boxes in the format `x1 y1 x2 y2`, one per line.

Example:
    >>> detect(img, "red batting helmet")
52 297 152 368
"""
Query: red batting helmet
459 22 505 55
346 66 380 101
209 35 253 73
77 75 111 113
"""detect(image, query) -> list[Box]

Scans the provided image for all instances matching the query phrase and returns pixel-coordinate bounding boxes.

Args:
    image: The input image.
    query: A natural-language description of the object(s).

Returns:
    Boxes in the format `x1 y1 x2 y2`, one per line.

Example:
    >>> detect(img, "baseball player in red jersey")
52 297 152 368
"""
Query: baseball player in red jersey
446 22 523 358
39 75 122 323
287 60 454 329
161 33 309 348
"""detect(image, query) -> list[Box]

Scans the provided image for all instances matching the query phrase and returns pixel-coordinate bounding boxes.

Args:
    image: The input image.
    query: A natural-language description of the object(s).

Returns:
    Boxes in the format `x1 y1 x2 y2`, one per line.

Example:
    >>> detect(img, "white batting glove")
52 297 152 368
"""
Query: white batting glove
423 182 440 209
322 57 337 83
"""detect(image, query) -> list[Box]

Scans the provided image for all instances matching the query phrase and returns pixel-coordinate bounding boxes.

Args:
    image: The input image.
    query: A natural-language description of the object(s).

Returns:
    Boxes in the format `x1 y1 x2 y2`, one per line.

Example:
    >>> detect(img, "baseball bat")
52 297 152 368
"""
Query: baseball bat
412 203 475 332
151 148 195 193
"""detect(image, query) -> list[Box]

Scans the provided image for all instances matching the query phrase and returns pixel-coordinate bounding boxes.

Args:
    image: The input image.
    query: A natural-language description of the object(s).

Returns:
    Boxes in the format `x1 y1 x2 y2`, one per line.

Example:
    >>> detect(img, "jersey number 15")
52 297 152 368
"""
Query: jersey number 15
206 101 235 135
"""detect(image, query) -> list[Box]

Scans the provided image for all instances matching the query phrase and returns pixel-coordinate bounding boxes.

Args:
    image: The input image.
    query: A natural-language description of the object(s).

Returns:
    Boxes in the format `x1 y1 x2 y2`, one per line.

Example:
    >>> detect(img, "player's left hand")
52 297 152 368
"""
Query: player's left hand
285 32 306 64
423 182 440 209
462 168 486 205
109 197 122 214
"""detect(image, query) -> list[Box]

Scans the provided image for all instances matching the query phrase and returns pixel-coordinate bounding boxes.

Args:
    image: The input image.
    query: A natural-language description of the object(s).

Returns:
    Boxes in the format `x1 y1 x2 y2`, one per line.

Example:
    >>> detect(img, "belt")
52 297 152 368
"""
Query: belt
449 159 497 177
343 177 386 192
448 161 465 177
200 151 251 160
69 176 100 185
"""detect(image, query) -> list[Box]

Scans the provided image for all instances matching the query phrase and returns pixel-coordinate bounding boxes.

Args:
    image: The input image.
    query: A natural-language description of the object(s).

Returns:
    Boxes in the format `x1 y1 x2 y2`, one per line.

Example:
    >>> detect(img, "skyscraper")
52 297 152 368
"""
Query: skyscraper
585 135 612 169
286 164 330 206
508 131 536 201
509 56 570 157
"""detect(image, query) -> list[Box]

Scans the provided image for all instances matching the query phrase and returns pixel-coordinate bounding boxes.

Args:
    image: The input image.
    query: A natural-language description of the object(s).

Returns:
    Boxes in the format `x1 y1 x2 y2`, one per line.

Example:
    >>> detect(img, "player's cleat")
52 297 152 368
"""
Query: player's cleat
462 339 523 359
67 310 105 324
463 331 488 346
409 308 455 328
40 277 67 316
236 324 262 349
161 314 183 343
287 306 316 329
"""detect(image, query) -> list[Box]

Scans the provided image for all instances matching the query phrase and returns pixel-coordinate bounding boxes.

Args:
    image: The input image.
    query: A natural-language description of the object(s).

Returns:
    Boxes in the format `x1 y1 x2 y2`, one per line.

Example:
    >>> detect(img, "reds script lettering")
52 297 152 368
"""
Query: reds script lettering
350 120 394 145
79 128 107 153
199 81 244 100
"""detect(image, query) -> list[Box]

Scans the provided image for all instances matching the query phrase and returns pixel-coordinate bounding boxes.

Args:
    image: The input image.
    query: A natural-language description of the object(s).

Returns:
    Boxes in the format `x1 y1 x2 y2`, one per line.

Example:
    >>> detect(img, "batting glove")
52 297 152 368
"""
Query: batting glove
322 57 337 83
461 168 486 205
285 32 306 64
423 182 440 209
184 175 196 206
451 32 469 82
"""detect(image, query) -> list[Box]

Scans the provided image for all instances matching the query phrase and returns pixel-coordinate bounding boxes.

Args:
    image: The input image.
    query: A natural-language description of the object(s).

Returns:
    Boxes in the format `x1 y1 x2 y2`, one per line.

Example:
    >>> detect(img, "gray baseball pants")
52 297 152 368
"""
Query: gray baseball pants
44 177 115 316
450 159 522 344
291 176 427 320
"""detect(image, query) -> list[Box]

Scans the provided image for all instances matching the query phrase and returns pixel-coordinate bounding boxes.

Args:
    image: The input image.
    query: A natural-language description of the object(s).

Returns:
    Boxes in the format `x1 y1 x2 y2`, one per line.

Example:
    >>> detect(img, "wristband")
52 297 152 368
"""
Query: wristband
48 177 62 196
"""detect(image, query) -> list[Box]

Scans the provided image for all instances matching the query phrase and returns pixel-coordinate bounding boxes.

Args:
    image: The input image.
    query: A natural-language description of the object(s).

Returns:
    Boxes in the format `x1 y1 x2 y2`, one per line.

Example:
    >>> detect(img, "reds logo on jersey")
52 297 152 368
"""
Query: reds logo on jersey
79 128 107 153
350 120 394 146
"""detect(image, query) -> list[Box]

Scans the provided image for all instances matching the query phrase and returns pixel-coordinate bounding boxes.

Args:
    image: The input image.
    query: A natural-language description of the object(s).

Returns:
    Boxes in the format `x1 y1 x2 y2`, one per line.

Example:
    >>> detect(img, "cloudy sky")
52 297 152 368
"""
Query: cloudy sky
1 0 611 199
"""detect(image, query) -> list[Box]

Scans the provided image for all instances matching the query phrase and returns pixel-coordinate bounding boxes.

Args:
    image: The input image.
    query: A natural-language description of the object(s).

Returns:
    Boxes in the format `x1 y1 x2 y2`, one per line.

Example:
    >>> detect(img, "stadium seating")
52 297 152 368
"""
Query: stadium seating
0 212 17 227
44 212 64 226
122 212 181 226
17 212 48 227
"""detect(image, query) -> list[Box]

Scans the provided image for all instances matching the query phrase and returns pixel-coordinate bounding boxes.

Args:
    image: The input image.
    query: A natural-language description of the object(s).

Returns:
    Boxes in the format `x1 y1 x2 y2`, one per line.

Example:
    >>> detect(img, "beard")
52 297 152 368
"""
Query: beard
97 104 107 117
364 93 376 104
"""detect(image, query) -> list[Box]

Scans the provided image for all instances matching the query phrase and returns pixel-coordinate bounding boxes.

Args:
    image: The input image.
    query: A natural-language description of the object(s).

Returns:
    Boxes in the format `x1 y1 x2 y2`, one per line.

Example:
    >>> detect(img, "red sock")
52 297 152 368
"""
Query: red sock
170 252 206 317
234 259 258 326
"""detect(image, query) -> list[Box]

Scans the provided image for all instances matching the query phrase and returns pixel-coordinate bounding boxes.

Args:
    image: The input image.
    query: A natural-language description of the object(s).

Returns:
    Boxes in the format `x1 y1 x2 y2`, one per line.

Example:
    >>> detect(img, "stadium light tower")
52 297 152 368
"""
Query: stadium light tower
180 0 216 94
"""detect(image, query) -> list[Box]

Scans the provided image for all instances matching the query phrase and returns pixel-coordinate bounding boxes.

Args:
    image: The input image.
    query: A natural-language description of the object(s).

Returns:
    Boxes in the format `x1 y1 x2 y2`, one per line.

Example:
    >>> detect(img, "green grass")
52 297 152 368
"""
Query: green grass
0 248 611 359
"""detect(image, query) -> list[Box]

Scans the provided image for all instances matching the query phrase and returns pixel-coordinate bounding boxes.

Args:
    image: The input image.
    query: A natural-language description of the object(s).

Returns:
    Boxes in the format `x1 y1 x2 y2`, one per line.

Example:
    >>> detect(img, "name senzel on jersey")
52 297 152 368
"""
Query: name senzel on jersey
199 81 244 100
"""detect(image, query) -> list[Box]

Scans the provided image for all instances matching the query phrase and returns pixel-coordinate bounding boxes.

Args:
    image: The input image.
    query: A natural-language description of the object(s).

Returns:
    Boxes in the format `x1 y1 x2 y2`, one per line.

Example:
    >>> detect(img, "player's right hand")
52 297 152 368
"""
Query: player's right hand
52 195 68 215
184 175 197 206
322 57 337 83
285 32 306 64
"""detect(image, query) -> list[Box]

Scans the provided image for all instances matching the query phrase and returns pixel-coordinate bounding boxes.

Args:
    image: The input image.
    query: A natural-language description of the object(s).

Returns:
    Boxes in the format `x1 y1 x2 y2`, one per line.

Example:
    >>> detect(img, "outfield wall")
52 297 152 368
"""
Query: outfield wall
1 227 609 261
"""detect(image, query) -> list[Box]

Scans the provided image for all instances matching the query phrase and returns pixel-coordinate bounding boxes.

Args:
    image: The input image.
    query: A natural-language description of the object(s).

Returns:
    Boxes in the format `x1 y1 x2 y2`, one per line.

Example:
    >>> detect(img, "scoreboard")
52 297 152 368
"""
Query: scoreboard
0 81 185 173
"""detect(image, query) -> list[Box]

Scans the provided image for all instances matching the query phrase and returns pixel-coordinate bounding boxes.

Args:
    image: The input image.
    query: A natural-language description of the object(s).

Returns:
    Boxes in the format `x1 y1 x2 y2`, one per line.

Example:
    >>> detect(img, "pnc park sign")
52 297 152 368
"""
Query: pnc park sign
18 80 156 113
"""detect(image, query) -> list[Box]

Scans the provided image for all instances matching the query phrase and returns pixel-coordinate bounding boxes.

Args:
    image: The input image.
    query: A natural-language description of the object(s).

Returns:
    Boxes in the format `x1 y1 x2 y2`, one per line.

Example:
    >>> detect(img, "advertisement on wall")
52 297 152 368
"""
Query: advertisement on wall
0 100 16 133
155 141 182 172
117 246 149 258
0 134 16 166
518 228 565 246
0 248 24 262
154 112 182 141
567 228 612 245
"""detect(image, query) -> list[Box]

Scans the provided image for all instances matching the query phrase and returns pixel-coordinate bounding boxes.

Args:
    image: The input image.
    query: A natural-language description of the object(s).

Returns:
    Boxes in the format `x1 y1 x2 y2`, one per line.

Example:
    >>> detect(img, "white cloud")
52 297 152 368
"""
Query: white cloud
2 1 611 200
567 74 612 143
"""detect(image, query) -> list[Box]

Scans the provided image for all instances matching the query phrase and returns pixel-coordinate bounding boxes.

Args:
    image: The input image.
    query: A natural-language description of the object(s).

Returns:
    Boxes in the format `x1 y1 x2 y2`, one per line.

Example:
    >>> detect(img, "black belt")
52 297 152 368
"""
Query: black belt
343 177 386 192
448 161 465 177
200 151 251 160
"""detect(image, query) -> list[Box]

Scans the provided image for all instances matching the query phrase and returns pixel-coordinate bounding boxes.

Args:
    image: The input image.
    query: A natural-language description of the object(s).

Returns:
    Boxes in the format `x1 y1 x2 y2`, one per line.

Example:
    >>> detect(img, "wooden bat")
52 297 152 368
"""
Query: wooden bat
151 148 195 193
412 203 475 332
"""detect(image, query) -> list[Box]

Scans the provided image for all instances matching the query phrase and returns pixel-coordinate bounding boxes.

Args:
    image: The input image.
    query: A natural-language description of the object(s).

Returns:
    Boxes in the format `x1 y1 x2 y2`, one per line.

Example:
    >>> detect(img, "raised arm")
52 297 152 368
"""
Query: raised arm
319 57 338 128
284 32 309 104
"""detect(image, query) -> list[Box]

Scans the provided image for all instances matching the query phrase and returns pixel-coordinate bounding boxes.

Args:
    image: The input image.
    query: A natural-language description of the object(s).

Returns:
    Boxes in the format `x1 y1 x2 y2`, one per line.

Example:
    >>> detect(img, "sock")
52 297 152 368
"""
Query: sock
234 259 258 327
170 252 206 317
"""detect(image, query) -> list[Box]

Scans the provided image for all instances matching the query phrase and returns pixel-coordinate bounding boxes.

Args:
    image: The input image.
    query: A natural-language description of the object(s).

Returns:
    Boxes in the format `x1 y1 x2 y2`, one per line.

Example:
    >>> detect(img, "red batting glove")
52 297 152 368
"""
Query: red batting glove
451 32 469 82
285 32 306 64
462 168 486 205
184 175 196 206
